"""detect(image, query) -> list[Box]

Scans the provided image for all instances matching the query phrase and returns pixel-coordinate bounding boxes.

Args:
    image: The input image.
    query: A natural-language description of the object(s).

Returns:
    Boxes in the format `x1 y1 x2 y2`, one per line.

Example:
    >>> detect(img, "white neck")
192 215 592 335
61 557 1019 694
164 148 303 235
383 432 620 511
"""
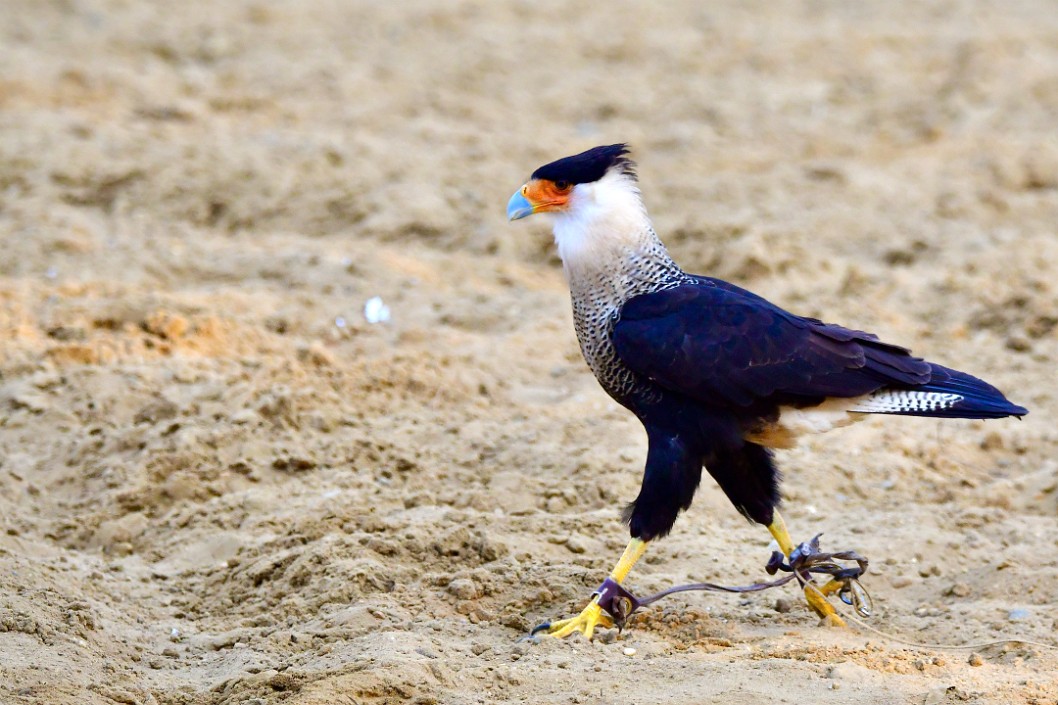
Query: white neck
550 169 670 282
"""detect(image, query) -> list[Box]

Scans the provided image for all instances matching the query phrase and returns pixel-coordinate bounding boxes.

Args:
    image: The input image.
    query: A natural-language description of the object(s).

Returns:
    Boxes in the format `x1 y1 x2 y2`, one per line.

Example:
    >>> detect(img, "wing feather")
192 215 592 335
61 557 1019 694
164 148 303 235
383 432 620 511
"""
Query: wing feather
612 280 931 408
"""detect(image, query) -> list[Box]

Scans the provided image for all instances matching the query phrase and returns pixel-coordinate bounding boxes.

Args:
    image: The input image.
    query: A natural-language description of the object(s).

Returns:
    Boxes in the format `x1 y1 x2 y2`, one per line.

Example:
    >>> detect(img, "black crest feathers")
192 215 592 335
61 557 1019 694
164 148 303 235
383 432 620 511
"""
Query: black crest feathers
531 144 635 185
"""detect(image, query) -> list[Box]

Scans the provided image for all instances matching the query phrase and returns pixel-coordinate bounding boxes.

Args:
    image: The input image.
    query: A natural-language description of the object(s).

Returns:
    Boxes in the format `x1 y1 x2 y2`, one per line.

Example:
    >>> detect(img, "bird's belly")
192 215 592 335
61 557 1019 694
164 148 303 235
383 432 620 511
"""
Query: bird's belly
744 397 867 449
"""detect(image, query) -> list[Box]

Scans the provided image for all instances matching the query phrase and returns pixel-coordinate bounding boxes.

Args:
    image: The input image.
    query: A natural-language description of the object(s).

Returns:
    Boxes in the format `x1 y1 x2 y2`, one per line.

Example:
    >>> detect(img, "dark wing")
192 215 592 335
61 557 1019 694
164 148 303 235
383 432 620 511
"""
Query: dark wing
612 280 933 408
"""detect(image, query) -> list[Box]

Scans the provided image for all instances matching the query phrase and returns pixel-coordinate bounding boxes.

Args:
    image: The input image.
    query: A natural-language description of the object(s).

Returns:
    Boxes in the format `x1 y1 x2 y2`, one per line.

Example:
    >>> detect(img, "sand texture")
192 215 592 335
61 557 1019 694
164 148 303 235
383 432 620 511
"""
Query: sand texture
2 1 1058 703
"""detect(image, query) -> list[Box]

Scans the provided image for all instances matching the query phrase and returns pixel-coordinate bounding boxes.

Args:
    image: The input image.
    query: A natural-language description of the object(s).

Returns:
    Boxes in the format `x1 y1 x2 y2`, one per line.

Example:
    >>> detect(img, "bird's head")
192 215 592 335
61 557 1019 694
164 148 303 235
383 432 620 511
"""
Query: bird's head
507 144 657 273
506 144 638 222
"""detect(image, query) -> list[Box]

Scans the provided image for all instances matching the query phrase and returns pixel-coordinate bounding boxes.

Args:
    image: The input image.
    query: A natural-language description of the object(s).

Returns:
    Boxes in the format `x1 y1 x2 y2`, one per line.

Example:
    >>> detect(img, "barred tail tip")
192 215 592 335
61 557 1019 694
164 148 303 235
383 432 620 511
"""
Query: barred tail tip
852 365 1027 420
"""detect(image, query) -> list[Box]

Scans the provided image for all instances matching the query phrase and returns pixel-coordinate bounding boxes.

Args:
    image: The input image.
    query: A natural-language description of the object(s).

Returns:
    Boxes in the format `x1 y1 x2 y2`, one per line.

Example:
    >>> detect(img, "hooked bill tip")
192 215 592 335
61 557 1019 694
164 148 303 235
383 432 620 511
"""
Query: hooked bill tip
506 190 534 221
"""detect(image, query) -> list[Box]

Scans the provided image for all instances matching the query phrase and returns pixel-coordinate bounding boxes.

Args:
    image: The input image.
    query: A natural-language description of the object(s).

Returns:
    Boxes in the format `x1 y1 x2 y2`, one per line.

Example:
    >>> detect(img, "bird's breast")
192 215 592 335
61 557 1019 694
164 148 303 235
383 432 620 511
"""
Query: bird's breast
568 263 689 406
572 295 635 402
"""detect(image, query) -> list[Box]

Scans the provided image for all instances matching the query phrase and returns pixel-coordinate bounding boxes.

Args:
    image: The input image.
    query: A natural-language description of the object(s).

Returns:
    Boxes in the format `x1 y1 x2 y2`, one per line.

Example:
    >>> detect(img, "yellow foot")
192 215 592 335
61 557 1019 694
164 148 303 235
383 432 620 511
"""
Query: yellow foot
532 538 648 641
536 597 614 640
803 581 847 627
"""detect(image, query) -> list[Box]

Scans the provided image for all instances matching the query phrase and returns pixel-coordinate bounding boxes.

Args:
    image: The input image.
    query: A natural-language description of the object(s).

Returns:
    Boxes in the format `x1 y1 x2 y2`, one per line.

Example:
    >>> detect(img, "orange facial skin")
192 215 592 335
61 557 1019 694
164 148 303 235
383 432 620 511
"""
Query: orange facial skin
521 178 574 214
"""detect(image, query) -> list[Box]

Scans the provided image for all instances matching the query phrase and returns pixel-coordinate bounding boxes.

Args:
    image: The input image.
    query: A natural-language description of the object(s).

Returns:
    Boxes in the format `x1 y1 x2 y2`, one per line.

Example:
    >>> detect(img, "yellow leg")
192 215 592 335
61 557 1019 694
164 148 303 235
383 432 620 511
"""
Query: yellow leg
768 511 846 627
610 537 648 583
542 538 648 640
767 512 796 557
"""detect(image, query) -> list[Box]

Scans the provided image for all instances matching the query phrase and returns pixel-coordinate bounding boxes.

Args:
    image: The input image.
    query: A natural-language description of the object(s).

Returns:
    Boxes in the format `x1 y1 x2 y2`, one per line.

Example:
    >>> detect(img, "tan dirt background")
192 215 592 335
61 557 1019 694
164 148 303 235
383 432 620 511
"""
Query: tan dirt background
2 1 1057 704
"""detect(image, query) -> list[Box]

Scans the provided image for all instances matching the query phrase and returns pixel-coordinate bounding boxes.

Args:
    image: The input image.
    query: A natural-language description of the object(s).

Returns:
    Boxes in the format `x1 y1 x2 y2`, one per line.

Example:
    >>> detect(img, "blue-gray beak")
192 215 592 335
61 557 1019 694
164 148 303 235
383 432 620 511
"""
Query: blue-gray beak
506 189 535 221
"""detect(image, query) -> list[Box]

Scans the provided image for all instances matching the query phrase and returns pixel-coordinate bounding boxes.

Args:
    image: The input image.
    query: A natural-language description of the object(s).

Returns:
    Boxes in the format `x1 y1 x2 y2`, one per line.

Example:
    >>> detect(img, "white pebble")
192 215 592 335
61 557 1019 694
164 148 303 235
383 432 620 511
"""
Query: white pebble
1008 608 1030 621
363 296 391 324
622 647 636 656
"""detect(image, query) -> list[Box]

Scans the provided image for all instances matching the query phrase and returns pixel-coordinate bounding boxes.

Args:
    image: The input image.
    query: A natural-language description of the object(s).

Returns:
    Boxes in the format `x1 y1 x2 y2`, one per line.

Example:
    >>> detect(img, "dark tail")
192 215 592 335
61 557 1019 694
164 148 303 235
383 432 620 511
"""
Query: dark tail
902 364 1027 419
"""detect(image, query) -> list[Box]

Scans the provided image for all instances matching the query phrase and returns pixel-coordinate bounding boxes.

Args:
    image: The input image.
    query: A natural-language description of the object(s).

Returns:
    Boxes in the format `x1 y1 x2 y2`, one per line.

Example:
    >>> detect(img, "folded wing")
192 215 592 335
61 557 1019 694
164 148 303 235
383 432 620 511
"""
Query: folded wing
612 279 935 409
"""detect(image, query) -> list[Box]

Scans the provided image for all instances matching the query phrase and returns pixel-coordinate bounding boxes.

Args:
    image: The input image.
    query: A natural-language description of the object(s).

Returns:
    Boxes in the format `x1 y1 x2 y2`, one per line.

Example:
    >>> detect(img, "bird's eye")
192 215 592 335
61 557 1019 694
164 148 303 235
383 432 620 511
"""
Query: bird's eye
555 180 571 191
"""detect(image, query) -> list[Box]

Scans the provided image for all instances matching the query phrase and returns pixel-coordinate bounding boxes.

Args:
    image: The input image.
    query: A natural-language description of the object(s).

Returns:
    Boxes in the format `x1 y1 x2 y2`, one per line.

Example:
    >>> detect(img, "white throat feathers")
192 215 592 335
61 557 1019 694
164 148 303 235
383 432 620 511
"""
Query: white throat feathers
549 168 677 284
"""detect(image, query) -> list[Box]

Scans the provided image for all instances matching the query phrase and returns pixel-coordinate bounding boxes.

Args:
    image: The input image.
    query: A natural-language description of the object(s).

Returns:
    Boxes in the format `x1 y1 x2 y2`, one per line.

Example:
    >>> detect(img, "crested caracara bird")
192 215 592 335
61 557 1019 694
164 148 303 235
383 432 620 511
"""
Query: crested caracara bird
507 144 1027 638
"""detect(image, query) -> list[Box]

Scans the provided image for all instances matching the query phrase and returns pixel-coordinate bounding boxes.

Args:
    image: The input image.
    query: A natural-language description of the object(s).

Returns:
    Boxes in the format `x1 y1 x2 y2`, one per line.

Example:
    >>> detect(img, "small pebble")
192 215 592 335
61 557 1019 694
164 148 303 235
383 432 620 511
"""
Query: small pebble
774 597 794 613
363 296 391 324
447 578 478 600
1007 608 1030 621
564 536 588 554
622 647 636 656
968 653 984 667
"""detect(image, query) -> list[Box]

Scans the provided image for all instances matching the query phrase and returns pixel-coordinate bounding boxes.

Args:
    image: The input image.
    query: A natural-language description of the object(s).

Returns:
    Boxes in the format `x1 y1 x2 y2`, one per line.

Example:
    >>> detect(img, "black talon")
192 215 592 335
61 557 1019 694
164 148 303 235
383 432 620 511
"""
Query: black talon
529 621 552 637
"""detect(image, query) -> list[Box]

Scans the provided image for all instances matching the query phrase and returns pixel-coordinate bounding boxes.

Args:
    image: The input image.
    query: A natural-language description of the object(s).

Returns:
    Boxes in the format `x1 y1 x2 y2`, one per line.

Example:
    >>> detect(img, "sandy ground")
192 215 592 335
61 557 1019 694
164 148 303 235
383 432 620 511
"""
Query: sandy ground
2 1 1058 703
